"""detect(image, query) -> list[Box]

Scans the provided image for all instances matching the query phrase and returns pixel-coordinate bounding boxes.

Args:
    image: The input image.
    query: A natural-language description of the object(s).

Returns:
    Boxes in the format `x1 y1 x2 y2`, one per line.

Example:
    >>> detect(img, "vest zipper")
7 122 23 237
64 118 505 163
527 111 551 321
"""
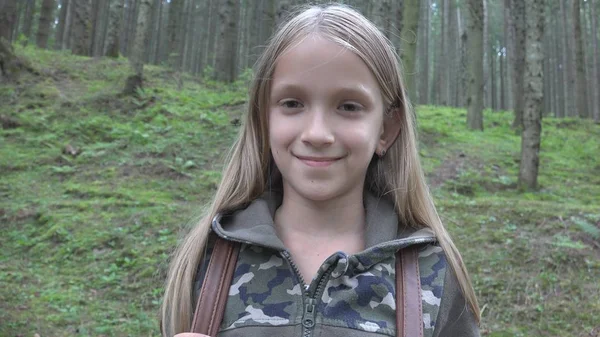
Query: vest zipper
281 250 335 337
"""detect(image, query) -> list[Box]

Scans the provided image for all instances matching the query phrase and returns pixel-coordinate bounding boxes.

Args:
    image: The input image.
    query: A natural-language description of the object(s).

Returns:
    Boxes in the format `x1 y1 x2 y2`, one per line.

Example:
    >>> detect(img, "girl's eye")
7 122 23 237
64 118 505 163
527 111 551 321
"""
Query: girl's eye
280 100 303 109
339 102 363 113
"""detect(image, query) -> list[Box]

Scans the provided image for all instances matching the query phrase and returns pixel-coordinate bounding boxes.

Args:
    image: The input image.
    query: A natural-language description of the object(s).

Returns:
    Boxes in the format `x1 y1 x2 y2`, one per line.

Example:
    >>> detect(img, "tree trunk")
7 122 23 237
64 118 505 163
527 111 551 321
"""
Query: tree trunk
275 0 291 29
466 0 484 130
22 0 36 45
573 0 588 118
418 0 430 105
511 0 526 128
104 0 124 57
124 0 152 94
483 0 490 108
214 0 239 82
166 0 183 68
553 10 565 118
55 0 69 49
37 0 55 49
519 0 545 190
561 0 576 117
371 0 389 37
590 0 600 122
400 0 420 104
0 0 18 42
71 0 91 56
504 0 514 110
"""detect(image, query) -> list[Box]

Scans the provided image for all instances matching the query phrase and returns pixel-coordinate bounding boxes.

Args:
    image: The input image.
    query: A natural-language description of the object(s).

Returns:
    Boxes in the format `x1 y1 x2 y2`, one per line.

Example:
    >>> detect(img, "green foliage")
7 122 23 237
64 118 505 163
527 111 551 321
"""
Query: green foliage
1 48 599 337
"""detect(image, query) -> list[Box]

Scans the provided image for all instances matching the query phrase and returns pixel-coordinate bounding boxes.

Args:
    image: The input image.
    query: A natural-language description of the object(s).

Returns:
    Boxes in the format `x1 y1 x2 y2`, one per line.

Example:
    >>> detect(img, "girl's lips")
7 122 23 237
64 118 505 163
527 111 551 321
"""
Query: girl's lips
295 155 341 167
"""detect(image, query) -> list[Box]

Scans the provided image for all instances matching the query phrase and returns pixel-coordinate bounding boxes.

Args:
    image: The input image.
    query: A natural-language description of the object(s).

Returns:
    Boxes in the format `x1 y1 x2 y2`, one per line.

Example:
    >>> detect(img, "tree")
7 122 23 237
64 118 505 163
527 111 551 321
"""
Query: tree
591 0 600 122
166 0 183 68
400 0 420 103
37 0 56 49
214 0 239 82
511 0 525 128
124 0 153 94
573 0 588 118
417 0 430 105
466 0 484 130
104 0 125 57
21 0 36 45
71 0 91 55
519 0 545 190
0 0 18 42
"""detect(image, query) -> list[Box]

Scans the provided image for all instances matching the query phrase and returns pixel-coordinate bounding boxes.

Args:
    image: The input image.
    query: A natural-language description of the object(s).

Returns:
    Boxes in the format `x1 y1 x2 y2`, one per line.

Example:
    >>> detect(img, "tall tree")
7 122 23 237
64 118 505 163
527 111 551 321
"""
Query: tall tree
275 0 291 29
166 0 183 68
37 0 56 49
511 0 525 128
214 0 239 82
466 0 484 130
71 0 91 55
21 0 36 44
0 0 18 42
590 0 600 122
417 0 430 105
573 0 588 118
124 0 152 94
519 0 545 189
400 0 420 103
55 0 70 49
560 0 575 117
104 0 125 57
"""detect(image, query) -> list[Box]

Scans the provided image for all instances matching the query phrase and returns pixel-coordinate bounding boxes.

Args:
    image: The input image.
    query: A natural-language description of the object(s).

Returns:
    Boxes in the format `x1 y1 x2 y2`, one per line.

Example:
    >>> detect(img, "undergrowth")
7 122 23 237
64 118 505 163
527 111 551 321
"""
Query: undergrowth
1 46 598 337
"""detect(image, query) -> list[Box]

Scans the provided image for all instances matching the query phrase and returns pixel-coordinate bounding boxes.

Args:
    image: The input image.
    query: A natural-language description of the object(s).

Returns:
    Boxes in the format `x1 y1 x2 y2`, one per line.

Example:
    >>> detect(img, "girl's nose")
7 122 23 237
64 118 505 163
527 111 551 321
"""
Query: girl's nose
300 109 335 148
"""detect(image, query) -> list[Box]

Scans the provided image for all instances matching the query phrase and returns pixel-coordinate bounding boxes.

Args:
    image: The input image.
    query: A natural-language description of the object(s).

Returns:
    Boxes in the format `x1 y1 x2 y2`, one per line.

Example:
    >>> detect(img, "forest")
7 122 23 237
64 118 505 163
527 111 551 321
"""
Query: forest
0 0 599 336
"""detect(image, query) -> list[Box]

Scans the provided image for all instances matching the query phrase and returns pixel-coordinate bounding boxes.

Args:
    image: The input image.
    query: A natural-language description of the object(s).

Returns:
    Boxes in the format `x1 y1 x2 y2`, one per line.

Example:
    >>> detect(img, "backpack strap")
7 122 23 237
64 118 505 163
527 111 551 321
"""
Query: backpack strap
191 237 240 336
395 246 423 337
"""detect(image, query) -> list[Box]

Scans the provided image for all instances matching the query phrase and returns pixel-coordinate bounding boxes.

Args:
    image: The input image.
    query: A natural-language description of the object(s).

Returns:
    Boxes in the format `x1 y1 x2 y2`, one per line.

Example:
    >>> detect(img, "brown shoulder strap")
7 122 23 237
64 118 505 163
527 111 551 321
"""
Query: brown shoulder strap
191 237 240 336
395 246 423 337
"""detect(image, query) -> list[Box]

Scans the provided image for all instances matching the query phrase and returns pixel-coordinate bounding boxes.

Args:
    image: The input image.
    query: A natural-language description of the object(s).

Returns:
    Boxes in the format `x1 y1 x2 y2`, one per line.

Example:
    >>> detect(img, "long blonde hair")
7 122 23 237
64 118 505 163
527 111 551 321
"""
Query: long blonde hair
161 5 479 336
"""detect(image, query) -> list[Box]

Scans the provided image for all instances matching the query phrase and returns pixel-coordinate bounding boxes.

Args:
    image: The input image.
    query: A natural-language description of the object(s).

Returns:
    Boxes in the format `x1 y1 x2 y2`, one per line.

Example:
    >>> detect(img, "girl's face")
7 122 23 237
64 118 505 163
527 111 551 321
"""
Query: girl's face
268 35 398 203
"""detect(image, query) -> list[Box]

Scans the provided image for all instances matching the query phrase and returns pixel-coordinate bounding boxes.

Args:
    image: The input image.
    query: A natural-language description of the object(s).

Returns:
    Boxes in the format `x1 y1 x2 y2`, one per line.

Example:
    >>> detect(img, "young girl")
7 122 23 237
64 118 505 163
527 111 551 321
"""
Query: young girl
162 4 480 337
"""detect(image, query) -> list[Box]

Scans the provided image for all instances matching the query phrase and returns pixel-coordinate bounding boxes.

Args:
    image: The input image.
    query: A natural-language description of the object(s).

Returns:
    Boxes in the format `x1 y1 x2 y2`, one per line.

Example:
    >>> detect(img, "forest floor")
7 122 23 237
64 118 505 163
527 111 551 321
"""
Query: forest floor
1 46 599 337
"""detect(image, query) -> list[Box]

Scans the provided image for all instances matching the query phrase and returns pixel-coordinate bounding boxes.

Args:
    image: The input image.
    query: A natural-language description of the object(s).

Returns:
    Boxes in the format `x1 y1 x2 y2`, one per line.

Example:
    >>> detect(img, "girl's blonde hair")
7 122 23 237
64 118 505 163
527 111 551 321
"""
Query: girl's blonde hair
161 4 479 336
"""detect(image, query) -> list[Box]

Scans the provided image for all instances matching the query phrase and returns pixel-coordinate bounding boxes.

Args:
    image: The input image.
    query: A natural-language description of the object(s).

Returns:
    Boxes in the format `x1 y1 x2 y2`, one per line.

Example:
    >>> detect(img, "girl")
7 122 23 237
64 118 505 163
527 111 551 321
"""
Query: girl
162 4 480 337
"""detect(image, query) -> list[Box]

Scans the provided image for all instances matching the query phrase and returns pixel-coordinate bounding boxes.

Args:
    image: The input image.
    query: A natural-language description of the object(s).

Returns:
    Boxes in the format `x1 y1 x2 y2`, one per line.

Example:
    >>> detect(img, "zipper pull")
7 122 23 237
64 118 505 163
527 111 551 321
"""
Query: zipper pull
302 298 317 328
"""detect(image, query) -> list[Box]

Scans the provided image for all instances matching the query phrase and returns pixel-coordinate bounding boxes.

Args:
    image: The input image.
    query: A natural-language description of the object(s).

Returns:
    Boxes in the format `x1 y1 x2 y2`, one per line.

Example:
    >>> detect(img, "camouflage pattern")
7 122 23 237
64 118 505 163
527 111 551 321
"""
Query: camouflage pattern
195 237 448 336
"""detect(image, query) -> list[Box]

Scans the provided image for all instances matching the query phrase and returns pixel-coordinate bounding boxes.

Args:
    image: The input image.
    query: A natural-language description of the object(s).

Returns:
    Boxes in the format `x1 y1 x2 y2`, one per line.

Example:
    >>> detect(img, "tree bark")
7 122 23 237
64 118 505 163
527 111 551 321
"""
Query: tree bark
560 0 576 117
400 0 420 104
590 0 600 122
519 0 545 190
37 0 55 49
417 0 430 105
71 0 91 56
511 0 526 128
573 0 588 118
55 0 69 49
214 0 239 82
22 0 36 44
466 0 484 130
275 0 291 29
124 0 152 94
104 0 124 57
0 0 18 42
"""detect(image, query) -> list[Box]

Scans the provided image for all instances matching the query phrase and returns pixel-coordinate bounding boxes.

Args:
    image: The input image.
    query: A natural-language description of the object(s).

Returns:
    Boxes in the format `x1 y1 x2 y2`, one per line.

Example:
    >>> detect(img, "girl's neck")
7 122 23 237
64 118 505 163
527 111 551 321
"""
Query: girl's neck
273 187 366 242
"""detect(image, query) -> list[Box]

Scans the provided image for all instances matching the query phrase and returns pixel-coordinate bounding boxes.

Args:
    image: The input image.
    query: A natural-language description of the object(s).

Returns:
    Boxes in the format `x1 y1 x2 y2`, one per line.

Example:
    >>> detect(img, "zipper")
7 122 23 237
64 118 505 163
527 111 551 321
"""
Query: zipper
281 250 336 337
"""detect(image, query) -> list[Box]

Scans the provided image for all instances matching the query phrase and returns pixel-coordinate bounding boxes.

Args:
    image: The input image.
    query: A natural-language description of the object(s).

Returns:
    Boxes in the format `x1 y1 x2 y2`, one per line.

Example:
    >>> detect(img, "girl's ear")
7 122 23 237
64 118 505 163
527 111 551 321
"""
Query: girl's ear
377 108 402 156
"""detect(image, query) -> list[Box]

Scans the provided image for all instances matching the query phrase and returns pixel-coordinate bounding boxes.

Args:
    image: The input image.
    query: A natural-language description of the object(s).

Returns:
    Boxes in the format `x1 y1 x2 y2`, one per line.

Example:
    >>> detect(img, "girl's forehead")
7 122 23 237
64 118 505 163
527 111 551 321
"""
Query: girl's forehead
270 35 380 94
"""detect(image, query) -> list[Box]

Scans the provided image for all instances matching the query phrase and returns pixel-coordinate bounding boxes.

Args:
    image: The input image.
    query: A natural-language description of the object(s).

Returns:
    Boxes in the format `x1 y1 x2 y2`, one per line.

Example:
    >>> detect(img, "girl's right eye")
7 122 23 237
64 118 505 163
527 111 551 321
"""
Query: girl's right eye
280 99 303 109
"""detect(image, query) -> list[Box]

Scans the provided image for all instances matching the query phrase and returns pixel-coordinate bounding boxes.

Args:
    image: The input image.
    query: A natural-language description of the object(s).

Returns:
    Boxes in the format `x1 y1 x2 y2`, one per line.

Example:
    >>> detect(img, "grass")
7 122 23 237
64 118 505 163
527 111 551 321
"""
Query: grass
1 45 599 337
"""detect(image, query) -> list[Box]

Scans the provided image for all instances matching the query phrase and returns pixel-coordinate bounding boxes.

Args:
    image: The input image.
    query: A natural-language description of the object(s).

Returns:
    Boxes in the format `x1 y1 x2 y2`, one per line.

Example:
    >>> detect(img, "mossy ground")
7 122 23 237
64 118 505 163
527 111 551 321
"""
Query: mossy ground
1 46 599 337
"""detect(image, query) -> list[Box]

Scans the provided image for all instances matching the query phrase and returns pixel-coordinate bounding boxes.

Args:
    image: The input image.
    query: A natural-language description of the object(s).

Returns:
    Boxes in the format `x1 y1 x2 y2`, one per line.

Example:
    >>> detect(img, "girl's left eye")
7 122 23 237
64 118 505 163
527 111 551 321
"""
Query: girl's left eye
339 102 363 113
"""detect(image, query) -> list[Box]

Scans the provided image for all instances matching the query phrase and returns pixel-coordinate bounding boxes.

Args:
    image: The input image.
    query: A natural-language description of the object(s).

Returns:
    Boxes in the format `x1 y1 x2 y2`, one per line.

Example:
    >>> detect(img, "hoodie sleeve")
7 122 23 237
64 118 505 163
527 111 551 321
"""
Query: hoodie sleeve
431 265 480 337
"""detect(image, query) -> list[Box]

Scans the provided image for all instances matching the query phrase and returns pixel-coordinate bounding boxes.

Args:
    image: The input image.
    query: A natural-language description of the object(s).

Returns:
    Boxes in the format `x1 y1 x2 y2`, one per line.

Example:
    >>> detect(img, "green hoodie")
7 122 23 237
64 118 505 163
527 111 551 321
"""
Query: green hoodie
193 191 480 337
